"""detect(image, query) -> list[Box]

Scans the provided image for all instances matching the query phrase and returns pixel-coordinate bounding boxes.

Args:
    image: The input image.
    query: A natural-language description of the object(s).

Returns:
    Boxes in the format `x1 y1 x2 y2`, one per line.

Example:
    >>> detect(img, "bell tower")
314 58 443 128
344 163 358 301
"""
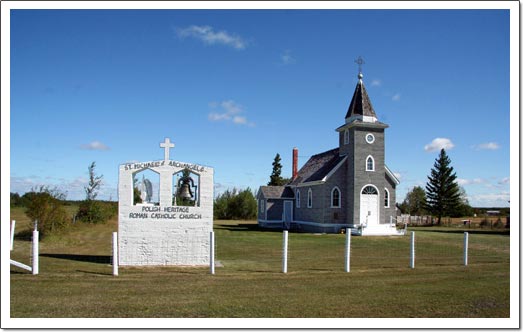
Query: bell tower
335 57 390 225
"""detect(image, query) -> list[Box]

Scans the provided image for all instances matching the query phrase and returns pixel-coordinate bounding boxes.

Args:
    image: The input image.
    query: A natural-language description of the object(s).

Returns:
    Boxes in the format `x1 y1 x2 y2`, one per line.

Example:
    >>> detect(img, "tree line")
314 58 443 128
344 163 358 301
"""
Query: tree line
10 162 117 237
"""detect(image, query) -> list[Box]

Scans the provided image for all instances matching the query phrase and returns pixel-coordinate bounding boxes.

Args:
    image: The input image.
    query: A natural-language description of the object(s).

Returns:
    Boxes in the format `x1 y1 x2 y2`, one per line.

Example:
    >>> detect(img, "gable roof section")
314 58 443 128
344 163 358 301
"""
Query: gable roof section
345 79 377 120
259 186 295 199
385 165 400 185
289 148 346 186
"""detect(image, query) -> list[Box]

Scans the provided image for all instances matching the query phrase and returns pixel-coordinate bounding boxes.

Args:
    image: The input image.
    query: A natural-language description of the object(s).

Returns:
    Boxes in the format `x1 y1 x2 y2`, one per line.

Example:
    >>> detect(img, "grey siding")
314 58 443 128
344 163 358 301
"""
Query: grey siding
266 199 284 220
294 185 324 223
351 126 387 225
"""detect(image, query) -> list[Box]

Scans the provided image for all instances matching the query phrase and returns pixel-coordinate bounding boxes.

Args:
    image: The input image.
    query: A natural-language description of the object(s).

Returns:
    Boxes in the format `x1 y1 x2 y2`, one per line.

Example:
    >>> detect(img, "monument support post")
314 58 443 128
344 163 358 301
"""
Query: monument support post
463 232 469 266
282 230 288 273
32 230 39 275
210 231 215 275
112 232 119 276
345 228 351 272
410 231 415 269
11 220 16 251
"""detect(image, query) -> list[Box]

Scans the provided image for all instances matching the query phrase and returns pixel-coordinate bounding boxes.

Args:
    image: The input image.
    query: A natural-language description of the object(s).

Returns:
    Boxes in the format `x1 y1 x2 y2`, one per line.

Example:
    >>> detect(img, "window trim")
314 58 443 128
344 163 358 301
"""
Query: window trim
260 199 265 213
366 133 375 144
366 155 375 172
344 130 349 145
296 189 301 208
384 188 390 208
307 188 313 208
331 186 341 208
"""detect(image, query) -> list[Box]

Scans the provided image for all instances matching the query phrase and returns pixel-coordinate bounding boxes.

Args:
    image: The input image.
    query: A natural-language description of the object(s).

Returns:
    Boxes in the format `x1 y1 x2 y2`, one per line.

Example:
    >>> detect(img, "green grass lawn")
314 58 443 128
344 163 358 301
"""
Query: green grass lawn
9 209 510 318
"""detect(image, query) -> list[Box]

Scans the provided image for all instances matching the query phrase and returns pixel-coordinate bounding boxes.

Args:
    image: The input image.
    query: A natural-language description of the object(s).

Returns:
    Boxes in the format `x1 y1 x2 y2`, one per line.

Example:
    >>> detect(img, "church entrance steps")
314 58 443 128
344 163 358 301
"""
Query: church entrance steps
352 224 405 236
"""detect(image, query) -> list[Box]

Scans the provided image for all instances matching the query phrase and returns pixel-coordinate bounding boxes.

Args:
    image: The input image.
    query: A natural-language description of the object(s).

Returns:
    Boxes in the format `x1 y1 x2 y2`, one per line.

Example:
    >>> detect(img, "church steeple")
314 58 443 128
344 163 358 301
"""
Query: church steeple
344 56 378 124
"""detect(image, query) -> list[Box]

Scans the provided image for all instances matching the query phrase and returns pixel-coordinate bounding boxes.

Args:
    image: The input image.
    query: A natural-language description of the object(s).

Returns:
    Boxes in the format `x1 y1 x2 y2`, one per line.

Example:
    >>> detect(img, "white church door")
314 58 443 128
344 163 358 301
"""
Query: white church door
360 185 379 226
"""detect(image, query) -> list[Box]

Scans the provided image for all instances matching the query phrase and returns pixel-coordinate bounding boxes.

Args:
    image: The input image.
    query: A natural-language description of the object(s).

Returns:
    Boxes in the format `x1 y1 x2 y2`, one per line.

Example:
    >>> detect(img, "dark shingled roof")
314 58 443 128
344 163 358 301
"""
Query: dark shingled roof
345 79 377 120
259 186 295 199
289 148 345 185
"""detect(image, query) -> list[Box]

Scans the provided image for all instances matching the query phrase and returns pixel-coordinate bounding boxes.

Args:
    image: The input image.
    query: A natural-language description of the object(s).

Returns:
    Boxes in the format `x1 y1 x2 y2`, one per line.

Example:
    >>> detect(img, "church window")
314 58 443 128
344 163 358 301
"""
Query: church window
384 188 390 208
296 190 301 208
260 199 265 213
331 187 341 208
361 185 378 195
344 130 349 144
366 133 375 144
307 189 313 208
366 156 375 171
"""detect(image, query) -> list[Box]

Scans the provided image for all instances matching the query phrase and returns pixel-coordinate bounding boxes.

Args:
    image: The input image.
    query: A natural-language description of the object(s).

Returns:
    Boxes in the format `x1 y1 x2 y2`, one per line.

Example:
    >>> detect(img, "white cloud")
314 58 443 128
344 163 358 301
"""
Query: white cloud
370 79 381 87
80 141 110 151
469 192 510 206
176 25 247 50
392 93 401 101
457 178 485 186
208 100 255 127
474 142 500 150
281 50 296 65
424 138 455 152
498 177 510 185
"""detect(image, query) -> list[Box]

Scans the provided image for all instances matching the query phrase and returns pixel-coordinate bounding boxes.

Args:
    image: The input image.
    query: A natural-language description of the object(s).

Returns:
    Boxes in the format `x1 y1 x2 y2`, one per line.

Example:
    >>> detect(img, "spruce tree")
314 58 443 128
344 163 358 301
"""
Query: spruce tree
425 149 461 224
268 153 285 186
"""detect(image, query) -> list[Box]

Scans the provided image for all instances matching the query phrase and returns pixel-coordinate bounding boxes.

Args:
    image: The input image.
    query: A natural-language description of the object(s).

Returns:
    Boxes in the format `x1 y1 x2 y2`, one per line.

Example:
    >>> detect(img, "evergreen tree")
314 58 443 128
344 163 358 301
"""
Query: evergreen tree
268 153 286 186
425 149 461 224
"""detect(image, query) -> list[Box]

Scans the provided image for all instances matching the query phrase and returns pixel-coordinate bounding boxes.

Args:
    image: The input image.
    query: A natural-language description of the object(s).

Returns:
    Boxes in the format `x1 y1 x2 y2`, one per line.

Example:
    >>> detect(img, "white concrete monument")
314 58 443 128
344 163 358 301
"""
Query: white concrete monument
118 138 214 266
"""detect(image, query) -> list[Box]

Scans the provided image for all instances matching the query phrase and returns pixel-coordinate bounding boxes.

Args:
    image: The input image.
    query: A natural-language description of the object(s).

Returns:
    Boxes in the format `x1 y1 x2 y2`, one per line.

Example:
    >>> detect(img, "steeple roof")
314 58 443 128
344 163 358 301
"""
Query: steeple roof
344 74 378 122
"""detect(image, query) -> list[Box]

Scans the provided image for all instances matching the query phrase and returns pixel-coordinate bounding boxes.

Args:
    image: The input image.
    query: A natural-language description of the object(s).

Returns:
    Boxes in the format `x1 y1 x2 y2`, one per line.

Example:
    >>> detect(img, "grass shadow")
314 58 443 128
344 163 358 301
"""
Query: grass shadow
413 229 510 236
214 223 284 233
14 229 34 242
40 253 111 264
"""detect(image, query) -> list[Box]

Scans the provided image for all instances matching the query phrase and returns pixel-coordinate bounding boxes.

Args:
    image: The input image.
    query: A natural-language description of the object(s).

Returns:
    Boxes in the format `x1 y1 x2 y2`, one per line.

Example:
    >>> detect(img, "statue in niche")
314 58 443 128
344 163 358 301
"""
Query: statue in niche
140 176 153 204
175 168 197 206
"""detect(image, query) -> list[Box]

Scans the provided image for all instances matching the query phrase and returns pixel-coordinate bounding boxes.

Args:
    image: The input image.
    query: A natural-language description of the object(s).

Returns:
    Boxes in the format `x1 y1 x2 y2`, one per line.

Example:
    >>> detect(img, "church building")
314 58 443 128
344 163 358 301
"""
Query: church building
257 61 401 235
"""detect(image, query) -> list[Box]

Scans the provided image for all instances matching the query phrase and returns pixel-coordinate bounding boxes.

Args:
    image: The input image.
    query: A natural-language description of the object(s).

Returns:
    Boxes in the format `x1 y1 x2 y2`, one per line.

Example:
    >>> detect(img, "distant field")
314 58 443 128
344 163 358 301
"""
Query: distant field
9 208 510 319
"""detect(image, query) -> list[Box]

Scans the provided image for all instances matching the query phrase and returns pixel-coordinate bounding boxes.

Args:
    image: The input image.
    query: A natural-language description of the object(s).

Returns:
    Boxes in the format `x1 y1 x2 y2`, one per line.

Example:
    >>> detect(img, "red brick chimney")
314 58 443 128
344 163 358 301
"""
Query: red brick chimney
292 147 298 180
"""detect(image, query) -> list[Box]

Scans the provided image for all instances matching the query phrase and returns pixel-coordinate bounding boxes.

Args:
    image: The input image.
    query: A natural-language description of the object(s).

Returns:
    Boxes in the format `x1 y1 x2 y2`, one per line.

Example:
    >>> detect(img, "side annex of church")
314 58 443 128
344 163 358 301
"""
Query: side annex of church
257 64 401 235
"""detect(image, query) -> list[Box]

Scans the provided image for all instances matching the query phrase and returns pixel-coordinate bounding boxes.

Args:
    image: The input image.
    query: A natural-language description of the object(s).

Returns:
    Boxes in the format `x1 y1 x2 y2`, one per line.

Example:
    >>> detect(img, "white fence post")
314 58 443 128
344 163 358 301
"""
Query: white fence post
210 231 215 275
410 231 415 269
112 232 119 276
11 220 16 251
345 228 351 272
463 232 469 266
282 230 288 273
32 230 39 275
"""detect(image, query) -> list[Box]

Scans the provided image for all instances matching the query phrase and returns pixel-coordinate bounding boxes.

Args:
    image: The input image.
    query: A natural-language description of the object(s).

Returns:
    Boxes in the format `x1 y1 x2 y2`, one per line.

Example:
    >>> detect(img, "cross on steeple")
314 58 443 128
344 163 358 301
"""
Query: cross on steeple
160 137 175 161
355 56 365 78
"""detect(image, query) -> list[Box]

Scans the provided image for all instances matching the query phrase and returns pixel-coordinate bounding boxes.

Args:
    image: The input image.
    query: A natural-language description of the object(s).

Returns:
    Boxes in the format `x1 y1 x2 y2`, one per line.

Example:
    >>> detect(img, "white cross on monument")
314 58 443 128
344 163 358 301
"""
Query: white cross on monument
160 137 175 161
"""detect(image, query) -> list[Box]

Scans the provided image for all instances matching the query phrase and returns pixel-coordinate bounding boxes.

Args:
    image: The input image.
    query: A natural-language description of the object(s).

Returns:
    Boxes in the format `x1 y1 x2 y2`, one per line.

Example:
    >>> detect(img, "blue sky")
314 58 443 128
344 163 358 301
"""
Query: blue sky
5 4 515 207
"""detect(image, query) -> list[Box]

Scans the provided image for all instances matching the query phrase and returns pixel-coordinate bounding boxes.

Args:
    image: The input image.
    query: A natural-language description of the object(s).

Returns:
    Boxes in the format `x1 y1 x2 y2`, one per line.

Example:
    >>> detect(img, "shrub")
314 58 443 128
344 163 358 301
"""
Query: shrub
76 200 116 224
493 218 504 229
214 188 257 220
479 218 490 229
24 186 69 236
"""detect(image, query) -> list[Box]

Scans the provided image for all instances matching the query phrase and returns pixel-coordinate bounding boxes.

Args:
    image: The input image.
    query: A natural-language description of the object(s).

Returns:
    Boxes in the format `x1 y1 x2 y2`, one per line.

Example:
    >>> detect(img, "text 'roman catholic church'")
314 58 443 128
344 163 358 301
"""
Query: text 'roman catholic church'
257 58 402 235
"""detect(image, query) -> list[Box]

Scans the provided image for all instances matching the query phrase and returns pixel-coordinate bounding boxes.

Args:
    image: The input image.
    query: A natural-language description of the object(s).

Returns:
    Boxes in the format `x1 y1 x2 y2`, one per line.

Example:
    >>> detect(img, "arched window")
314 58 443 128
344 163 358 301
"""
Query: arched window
366 155 375 171
259 199 265 213
307 188 313 208
344 130 349 145
384 188 390 208
361 185 378 195
331 187 341 208
296 189 301 208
